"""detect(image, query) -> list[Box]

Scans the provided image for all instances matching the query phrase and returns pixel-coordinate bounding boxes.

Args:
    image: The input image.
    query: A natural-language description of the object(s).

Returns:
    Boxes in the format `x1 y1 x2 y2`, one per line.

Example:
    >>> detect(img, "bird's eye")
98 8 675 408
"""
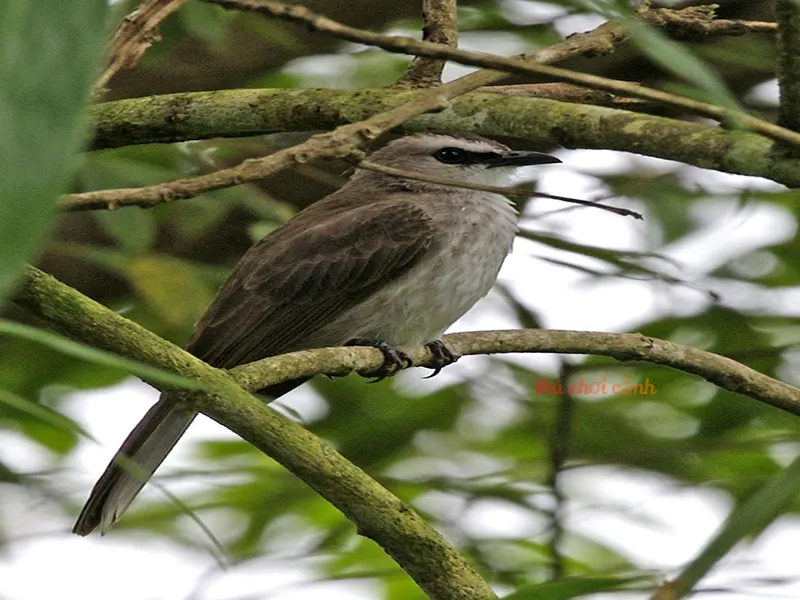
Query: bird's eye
432 147 469 164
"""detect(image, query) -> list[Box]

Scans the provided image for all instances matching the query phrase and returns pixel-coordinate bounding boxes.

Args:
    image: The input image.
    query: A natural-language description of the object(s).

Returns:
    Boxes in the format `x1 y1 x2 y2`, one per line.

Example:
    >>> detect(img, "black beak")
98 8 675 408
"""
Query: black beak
484 151 562 168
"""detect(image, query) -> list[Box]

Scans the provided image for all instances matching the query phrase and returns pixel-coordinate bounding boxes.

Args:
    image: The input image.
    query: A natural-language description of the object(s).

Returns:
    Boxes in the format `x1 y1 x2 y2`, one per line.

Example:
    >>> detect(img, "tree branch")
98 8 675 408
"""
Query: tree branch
394 0 458 89
93 0 188 98
229 331 800 419
12 265 498 600
776 0 800 134
16 266 800 421
64 8 646 212
13 263 800 596
203 0 800 148
77 88 800 208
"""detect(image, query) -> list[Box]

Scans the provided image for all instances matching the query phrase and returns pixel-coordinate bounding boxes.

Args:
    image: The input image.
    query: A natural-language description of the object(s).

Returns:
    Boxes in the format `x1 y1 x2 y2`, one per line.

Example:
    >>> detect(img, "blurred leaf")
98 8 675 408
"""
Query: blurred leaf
126 254 215 329
179 2 232 47
675 453 800 596
93 209 157 254
621 18 742 114
0 320 206 391
0 387 88 438
0 0 108 306
504 576 644 599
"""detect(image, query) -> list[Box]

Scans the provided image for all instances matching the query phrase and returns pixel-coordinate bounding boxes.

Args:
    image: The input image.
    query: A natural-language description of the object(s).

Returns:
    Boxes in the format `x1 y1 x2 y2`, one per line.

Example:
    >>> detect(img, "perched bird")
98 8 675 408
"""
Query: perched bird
73 132 561 535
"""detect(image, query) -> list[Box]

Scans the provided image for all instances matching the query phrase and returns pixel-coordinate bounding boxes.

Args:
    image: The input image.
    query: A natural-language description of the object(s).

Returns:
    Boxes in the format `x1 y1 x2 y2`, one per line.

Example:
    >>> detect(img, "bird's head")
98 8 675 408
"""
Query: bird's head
358 132 561 190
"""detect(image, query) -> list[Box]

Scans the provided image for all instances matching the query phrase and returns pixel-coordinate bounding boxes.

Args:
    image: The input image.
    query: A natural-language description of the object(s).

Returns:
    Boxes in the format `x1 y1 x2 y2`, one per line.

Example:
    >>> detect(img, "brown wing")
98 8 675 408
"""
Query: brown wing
186 198 436 368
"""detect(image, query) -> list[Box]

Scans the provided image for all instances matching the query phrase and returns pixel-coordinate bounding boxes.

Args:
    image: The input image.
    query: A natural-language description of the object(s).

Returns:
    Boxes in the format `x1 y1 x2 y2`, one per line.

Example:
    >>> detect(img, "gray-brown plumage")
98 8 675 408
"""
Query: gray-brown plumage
73 132 560 535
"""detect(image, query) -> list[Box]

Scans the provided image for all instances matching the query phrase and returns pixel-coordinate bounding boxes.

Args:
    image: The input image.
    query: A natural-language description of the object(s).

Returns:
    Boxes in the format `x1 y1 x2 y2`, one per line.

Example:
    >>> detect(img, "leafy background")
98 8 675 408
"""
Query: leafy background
3 0 800 599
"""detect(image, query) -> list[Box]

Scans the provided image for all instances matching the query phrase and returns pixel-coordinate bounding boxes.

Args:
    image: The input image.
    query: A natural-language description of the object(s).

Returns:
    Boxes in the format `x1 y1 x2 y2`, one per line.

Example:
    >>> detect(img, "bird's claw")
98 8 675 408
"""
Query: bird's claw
422 340 460 378
346 338 413 382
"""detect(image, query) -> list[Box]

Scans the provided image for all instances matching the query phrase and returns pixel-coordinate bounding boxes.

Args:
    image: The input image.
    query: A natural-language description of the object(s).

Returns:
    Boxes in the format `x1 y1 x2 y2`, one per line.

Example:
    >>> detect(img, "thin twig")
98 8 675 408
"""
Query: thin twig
226 329 800 419
477 83 653 109
357 160 643 219
394 0 459 88
64 8 641 211
93 0 188 98
776 1 800 134
205 0 800 148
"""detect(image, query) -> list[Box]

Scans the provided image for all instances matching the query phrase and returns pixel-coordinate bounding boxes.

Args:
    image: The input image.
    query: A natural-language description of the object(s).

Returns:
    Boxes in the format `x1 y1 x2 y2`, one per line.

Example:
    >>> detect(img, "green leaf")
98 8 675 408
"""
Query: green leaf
93 209 157 254
0 387 89 438
620 18 741 115
504 576 643 599
674 453 800 596
0 0 109 306
126 254 215 329
0 320 207 391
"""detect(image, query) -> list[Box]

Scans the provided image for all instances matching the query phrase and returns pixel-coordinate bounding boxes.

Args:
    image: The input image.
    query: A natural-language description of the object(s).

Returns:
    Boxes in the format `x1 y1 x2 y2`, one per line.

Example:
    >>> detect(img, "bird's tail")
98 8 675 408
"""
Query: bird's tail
73 377 308 536
72 397 196 536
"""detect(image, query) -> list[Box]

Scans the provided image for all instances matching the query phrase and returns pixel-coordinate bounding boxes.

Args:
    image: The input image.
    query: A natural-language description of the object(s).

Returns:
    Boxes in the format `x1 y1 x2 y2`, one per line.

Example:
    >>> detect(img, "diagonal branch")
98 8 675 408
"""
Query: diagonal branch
13 267 800 597
13 265 498 600
394 0 459 88
94 0 188 98
64 8 643 211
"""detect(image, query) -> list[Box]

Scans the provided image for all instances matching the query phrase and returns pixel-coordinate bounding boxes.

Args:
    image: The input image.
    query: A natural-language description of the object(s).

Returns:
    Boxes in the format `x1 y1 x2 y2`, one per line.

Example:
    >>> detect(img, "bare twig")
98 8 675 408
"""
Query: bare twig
356 160 643 219
478 83 653 109
394 0 459 88
204 0 800 148
94 0 188 98
776 0 800 134
65 9 642 212
15 264 800 427
228 330 800 419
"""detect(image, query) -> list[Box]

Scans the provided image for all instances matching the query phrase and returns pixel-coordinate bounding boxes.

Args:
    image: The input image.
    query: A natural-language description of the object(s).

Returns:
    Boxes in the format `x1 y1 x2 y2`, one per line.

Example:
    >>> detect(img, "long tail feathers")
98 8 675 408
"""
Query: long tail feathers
73 377 309 536
72 398 196 536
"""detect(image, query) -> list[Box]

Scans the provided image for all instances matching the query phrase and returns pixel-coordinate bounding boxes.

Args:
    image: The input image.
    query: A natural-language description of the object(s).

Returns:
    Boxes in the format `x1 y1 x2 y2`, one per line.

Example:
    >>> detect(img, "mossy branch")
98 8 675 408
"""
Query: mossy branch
13 265 498 600
13 265 800 598
86 88 800 190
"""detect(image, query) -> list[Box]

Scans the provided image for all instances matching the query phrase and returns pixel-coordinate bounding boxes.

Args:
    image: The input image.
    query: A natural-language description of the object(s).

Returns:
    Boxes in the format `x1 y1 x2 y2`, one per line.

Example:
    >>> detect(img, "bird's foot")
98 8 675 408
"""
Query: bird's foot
423 340 460 378
346 338 413 382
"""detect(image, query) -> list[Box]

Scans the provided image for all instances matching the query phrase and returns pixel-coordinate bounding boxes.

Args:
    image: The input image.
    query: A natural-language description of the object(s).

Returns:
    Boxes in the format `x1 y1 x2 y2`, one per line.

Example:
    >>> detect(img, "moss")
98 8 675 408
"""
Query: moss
89 88 800 186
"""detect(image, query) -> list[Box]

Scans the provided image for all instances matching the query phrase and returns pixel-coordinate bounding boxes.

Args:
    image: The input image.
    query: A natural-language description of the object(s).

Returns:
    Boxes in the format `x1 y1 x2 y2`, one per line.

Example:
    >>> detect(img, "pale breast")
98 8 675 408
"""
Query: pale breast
308 192 518 348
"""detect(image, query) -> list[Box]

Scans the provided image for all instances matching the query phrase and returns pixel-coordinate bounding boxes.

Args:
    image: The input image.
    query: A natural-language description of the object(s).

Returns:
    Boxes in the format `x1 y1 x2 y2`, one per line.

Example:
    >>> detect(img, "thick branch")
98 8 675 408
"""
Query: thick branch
204 0 800 148
13 266 800 598
13 265 497 600
394 0 458 88
83 89 800 193
66 10 646 212
776 0 800 133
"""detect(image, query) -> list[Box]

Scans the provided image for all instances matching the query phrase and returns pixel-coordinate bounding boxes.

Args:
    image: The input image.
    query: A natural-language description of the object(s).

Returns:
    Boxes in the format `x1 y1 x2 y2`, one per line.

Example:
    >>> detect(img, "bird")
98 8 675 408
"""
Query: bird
72 131 561 536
